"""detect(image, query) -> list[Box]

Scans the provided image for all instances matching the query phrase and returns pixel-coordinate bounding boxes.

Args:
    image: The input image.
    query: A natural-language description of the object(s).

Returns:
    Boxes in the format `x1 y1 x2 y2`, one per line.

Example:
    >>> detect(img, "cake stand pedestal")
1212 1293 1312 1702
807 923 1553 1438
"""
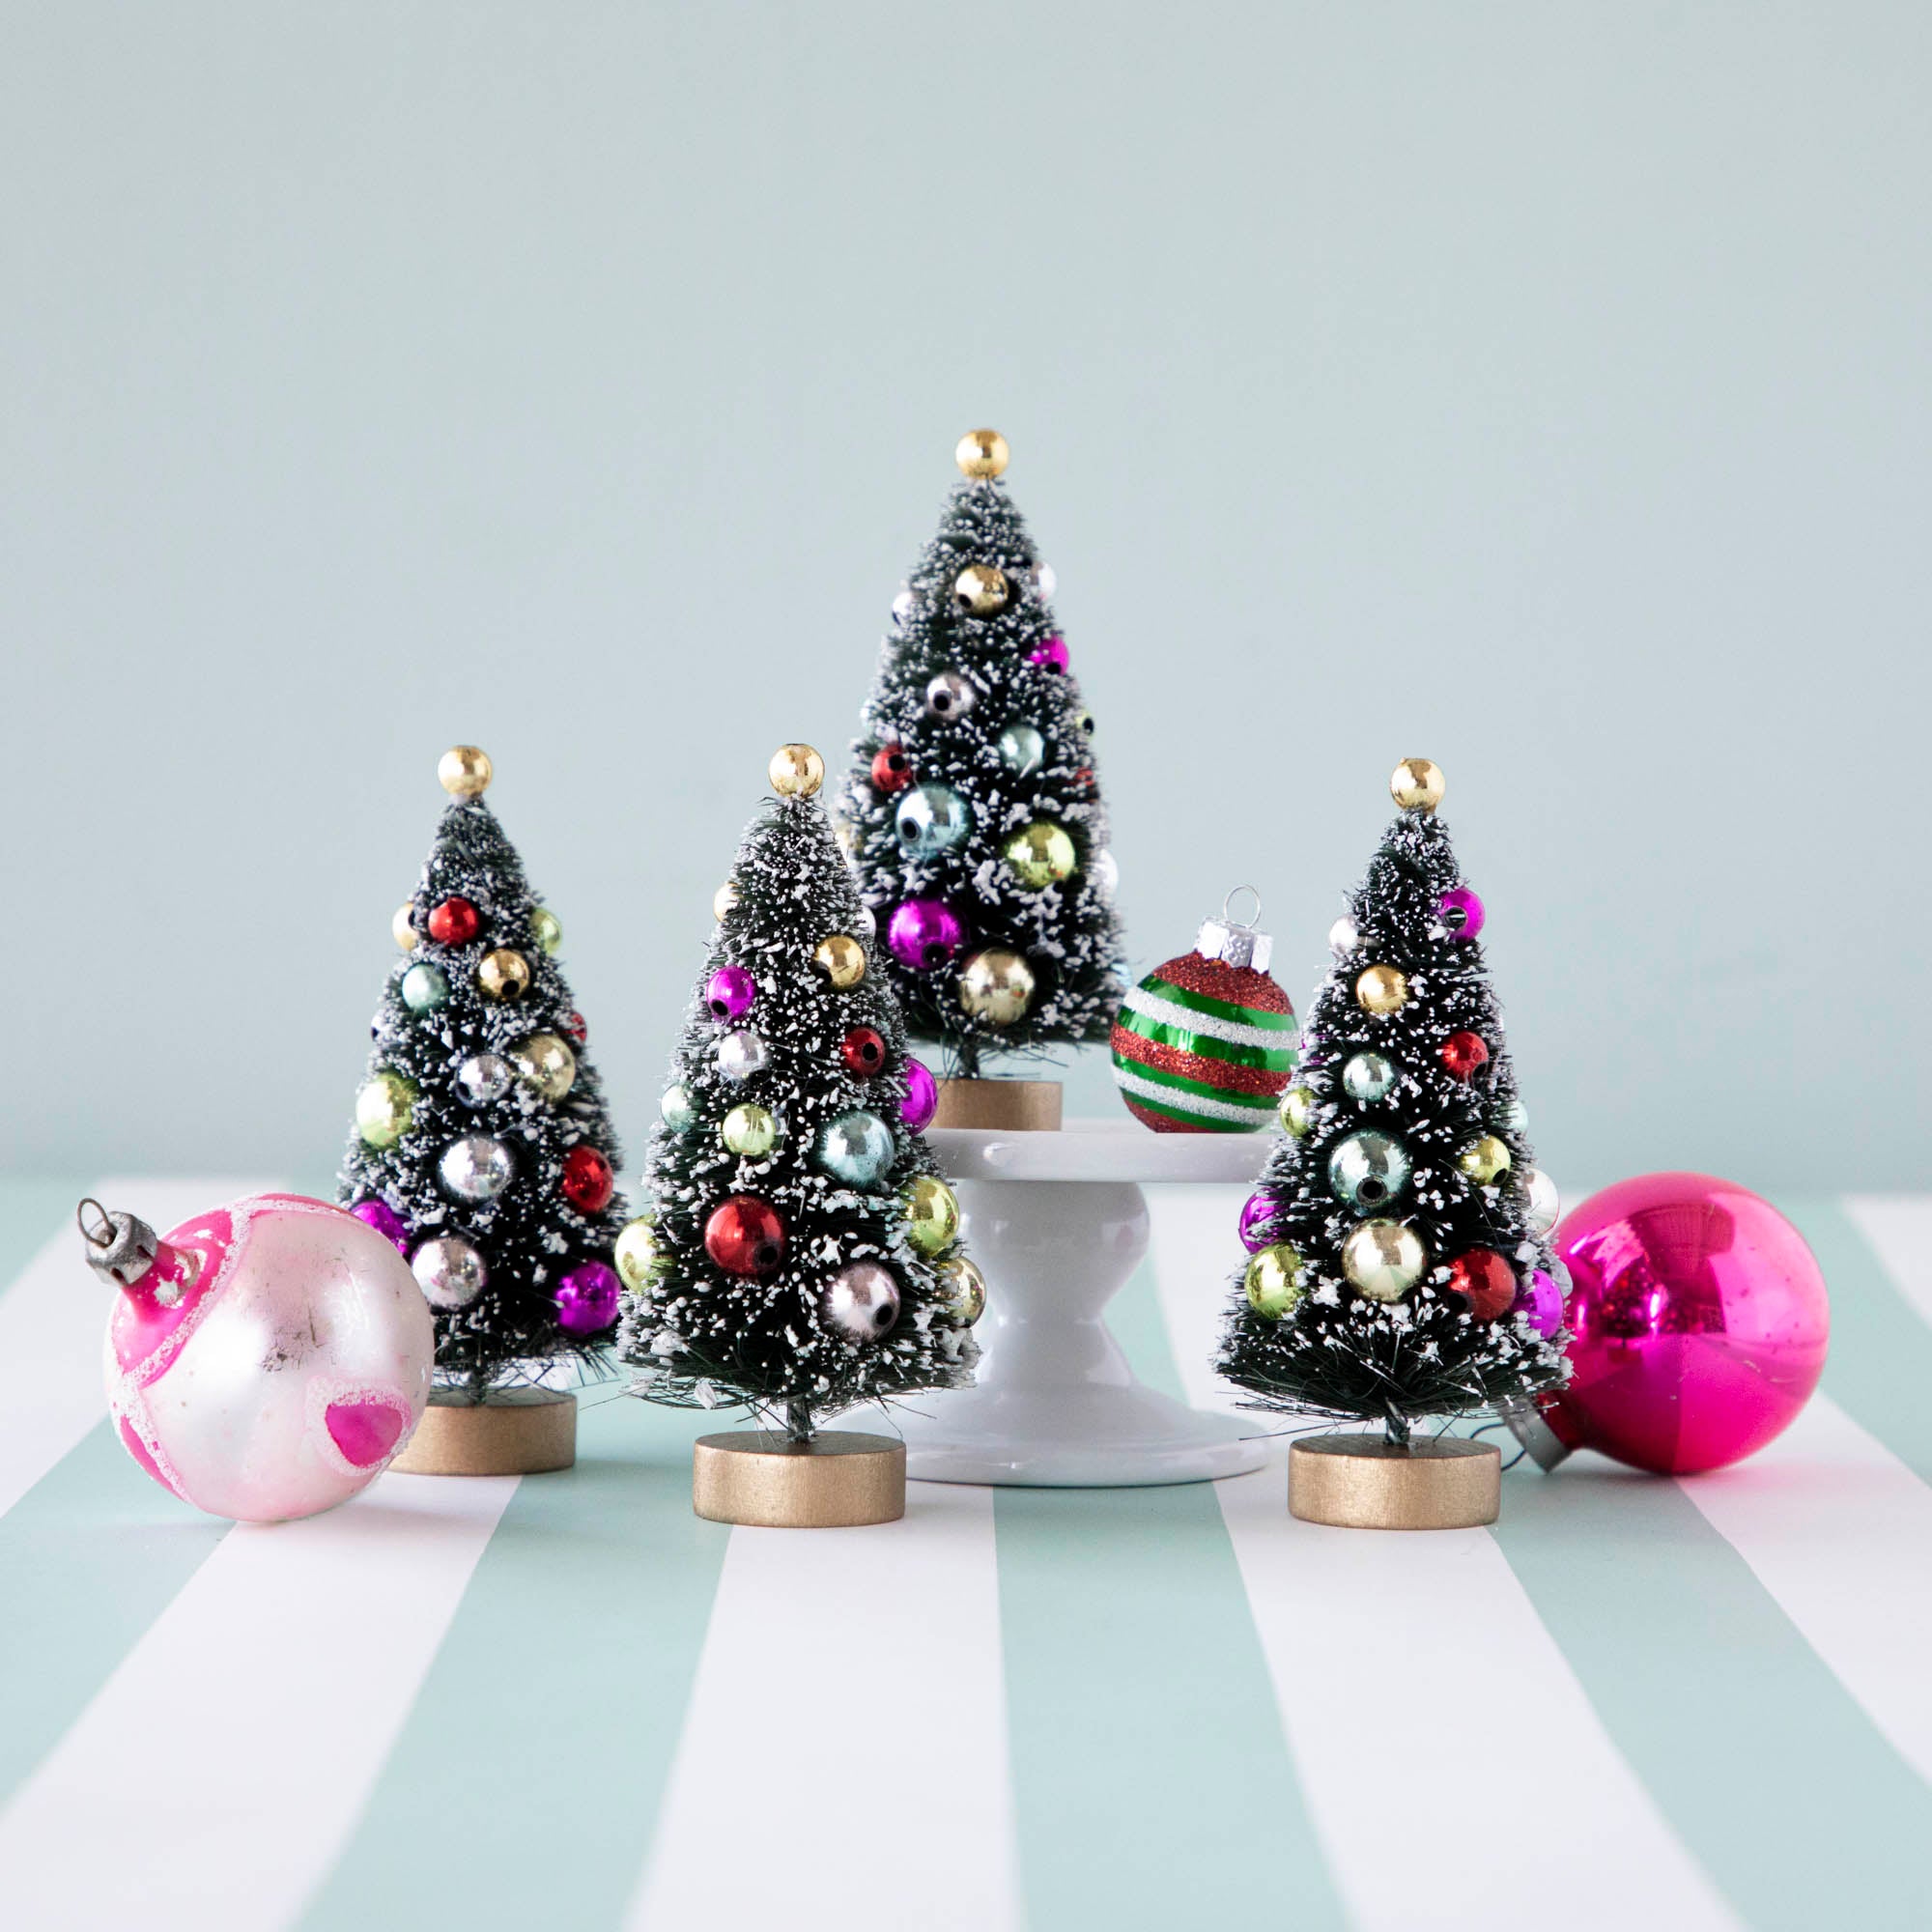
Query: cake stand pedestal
900 1122 1267 1487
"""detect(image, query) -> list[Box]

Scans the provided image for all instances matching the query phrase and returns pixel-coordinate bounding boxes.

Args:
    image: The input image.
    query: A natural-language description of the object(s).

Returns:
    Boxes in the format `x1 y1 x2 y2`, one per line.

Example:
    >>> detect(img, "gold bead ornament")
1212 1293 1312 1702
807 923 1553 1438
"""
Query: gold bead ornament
958 948 1035 1025
813 934 867 989
478 948 532 1002
1354 964 1409 1015
439 745 494 799
955 428 1010 479
1389 757 1444 813
769 743 824 798
953 563 1010 616
391 904 418 952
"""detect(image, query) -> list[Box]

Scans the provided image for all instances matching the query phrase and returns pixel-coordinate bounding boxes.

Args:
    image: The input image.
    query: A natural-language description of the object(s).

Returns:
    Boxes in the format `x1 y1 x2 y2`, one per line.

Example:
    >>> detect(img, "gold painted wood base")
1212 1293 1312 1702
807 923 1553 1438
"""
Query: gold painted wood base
692 1430 906 1527
931 1078 1064 1131
389 1387 577 1477
1289 1434 1500 1530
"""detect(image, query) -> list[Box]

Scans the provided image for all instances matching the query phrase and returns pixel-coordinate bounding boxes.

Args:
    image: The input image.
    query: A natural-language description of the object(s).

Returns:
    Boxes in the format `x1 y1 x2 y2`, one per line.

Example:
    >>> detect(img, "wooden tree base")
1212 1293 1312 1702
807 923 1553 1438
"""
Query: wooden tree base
389 1386 577 1477
1289 1434 1500 1529
931 1078 1063 1131
692 1431 906 1527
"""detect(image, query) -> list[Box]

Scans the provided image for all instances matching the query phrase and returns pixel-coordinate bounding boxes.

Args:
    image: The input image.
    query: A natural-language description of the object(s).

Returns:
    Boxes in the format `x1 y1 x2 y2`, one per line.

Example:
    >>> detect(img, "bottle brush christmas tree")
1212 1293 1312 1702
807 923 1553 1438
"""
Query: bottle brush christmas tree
836 430 1126 1125
1216 759 1568 1528
617 744 984 1527
338 746 628 1473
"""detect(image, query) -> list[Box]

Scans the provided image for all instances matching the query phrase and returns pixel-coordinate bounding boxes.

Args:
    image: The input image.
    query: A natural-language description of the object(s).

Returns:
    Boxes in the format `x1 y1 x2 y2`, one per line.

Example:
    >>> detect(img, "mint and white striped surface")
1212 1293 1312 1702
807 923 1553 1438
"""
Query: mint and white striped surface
1 1179 1928 1931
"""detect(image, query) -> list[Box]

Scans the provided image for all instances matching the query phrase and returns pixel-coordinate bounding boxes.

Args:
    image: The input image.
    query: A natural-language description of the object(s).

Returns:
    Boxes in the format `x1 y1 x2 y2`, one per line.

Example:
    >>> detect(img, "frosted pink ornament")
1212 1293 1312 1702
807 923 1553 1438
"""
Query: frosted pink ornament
79 1193 435 1522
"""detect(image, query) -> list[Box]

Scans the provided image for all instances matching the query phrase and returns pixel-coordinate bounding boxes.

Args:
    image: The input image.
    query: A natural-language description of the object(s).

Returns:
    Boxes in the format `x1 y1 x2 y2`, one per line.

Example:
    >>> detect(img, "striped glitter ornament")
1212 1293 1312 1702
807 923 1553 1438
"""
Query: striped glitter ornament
1110 890 1298 1132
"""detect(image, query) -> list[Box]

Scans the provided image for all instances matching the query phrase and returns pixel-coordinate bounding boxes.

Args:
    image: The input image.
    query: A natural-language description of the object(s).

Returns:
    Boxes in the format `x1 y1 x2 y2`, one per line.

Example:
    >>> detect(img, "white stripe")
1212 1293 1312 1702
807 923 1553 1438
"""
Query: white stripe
0 1469 516 1930
627 1480 1019 1932
1110 1062 1277 1125
1676 1393 1932 1784
1843 1197 1932 1329
1121 982 1297 1053
0 1179 270 1520
1147 1186 1738 1932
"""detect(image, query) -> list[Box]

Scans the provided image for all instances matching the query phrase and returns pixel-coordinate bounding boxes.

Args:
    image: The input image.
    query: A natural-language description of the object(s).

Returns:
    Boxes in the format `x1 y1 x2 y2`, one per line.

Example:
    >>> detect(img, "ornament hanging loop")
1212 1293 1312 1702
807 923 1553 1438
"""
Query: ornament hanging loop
75 1199 159 1289
1222 885 1263 932
1198 888 1272 972
77 1198 114 1248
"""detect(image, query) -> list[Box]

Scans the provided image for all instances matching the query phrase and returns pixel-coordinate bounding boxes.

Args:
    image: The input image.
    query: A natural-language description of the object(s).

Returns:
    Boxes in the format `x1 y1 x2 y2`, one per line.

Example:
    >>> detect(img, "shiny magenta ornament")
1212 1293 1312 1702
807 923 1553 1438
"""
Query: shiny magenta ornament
78 1194 433 1522
1029 635 1069 672
1509 1173 1830 1474
1237 1191 1282 1254
560 1145 614 1213
887 897 964 972
703 1194 786 1277
901 1056 938 1132
1515 1266 1565 1338
1438 887 1485 941
555 1260 621 1336
705 965 757 1022
349 1197 411 1253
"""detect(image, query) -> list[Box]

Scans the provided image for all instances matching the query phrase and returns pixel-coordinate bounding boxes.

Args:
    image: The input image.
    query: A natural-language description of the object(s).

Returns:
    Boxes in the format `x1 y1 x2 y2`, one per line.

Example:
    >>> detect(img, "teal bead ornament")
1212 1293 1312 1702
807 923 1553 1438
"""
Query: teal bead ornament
401 962 449 1014
895 783 973 857
815 1110 896 1187
1341 1052 1396 1103
999 724 1045 776
661 1083 696 1133
1327 1130 1412 1213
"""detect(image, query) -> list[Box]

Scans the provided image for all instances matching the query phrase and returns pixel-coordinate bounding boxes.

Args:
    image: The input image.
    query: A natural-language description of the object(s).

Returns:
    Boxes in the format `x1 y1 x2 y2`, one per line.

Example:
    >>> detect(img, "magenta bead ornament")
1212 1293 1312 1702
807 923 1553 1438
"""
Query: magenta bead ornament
704 965 757 1023
1029 635 1069 672
887 897 965 972
1516 1267 1565 1338
350 1198 411 1253
1238 1191 1283 1255
554 1260 621 1336
902 1056 939 1132
1439 887 1486 941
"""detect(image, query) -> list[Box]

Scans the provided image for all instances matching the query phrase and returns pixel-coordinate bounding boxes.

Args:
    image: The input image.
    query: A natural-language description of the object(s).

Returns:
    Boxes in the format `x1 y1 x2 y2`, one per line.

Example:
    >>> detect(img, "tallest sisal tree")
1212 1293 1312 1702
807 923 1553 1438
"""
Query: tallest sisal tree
838 431 1125 1122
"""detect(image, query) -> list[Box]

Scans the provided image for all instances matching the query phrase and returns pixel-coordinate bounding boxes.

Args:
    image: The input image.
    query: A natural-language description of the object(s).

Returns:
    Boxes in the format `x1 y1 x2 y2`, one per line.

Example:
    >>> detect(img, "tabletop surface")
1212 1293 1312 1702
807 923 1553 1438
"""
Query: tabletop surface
1 1176 1928 1932
927 1121 1266 1182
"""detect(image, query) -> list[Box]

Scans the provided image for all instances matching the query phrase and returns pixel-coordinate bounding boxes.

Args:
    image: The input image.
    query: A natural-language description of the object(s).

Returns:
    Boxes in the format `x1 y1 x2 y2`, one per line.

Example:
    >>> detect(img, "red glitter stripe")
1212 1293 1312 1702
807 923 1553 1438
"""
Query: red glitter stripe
1109 1023 1293 1097
1154 952 1294 1014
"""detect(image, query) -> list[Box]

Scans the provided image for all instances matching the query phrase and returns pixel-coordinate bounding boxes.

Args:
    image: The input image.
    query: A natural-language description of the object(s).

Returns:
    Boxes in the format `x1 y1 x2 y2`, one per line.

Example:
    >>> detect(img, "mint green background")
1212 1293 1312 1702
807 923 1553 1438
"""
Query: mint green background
2 6 1926 1185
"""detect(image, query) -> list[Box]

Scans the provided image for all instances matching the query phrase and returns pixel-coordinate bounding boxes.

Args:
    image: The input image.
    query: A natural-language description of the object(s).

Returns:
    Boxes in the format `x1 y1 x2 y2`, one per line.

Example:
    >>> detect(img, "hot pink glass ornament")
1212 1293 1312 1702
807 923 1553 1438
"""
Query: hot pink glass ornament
887 897 964 972
350 1197 411 1252
1438 886 1485 941
1237 1191 1282 1254
98 1195 434 1521
901 1057 939 1132
1029 635 1070 672
705 964 757 1022
1531 1174 1829 1473
555 1260 621 1336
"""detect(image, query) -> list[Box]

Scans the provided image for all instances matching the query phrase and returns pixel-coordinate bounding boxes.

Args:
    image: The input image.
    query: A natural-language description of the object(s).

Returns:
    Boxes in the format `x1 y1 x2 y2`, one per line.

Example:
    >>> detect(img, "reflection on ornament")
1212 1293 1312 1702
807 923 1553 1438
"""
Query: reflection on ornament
953 563 1009 615
1522 1167 1559 1235
1516 1266 1565 1337
555 1261 620 1336
769 743 824 798
401 962 449 1013
1342 1052 1396 1102
703 1194 785 1277
1328 914 1359 954
1004 820 1077 890
1341 1218 1426 1300
1440 1030 1490 1082
822 1261 901 1341
510 1033 576 1102
902 1058 938 1132
1327 1131 1412 1212
955 428 1009 478
1389 757 1444 813
1446 1248 1516 1321
891 586 916 628
816 1110 895 1187
840 1026 887 1075
413 1236 487 1309
531 906 563 954
1245 1243 1305 1318
614 1216 658 1292
1280 1086 1315 1137
1237 1191 1282 1254
939 1253 987 1325
924 672 976 720
456 1053 513 1108
717 1027 768 1083
1029 635 1069 672
887 898 963 971
660 1083 696 1132
713 881 739 922
905 1174 959 1256
722 1102 779 1157
439 745 493 798
813 934 867 988
1032 560 1057 601
392 904 418 952
896 782 973 856
959 949 1035 1025
1459 1135 1512 1186
1439 887 1485 941
998 723 1045 775
477 948 532 1001
351 1198 410 1252
1091 848 1119 899
871 744 914 792
705 964 757 1022
428 895 480 946
440 1135 513 1203
1354 964 1407 1015
561 1145 614 1213
355 1072 416 1149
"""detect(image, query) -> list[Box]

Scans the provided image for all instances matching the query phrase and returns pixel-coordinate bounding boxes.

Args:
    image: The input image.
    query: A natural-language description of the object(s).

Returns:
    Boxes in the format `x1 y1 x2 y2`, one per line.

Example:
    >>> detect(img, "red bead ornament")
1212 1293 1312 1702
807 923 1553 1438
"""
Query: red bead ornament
703 1193 786 1277
564 1010 588 1046
1446 1248 1516 1321
870 745 913 793
840 1026 887 1076
427 896 480 946
1440 1031 1490 1082
560 1145 613 1213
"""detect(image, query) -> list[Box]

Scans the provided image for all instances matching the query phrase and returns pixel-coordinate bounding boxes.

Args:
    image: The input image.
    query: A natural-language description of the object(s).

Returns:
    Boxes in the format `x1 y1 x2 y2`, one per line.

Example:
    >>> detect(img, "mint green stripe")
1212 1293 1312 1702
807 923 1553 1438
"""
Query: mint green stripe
1137 978 1299 1033
994 1262 1345 1930
0 1179 89 1302
1492 1464 1932 1927
300 1394 724 1932
1776 1197 1932 1485
1115 1007 1299 1071
0 1422 230 1801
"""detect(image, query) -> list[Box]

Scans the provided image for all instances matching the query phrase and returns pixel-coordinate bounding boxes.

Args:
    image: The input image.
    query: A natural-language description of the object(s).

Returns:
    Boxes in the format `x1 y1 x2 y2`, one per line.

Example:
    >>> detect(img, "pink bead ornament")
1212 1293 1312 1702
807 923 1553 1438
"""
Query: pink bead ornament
1029 635 1070 672
1438 887 1486 941
901 1057 938 1132
887 898 964 972
79 1193 434 1522
555 1261 621 1336
1237 1191 1282 1254
705 965 757 1022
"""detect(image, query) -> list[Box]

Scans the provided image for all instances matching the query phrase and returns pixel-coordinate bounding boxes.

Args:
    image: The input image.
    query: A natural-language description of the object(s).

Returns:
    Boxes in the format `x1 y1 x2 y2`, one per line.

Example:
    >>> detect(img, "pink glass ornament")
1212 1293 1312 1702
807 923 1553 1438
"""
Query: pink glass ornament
1029 635 1070 672
1439 886 1486 941
555 1261 621 1336
1515 1266 1565 1338
887 897 964 972
705 965 757 1022
350 1197 410 1252
902 1057 939 1133
1237 1191 1282 1254
1531 1174 1829 1473
97 1195 434 1521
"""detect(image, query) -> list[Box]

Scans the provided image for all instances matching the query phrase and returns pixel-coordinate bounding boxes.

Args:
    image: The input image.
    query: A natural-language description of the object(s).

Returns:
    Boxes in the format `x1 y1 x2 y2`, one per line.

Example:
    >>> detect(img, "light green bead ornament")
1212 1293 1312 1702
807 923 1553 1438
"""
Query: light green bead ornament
1280 1086 1316 1138
401 962 448 1013
999 724 1045 776
722 1102 779 1158
1003 820 1077 891
660 1083 696 1133
614 1215 658 1292
1341 1052 1396 1103
355 1071 416 1149
1245 1242 1304 1318
531 906 562 955
905 1174 960 1257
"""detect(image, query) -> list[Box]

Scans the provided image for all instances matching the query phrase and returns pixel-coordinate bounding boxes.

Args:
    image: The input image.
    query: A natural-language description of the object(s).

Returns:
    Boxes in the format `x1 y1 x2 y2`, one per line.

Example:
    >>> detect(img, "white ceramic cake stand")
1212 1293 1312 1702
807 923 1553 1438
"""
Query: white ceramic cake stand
897 1121 1268 1487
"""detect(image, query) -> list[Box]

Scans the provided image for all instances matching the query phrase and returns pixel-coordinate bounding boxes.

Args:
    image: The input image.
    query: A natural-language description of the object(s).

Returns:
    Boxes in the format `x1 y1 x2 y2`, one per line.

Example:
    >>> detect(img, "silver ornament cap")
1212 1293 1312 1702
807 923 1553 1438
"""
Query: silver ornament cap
76 1199 157 1289
1196 886 1272 973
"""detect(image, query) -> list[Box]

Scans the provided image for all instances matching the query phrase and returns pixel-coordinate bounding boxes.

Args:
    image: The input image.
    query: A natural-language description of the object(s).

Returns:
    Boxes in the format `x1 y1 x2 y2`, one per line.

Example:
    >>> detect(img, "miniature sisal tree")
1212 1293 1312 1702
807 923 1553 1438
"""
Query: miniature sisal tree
615 744 983 1449
339 747 628 1402
1217 760 1569 1454
836 430 1126 1081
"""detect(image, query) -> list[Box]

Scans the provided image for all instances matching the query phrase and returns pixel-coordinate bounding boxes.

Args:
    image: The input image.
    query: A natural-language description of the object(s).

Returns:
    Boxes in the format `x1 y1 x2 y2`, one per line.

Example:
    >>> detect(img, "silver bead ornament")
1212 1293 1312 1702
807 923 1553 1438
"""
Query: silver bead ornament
895 783 973 856
440 1135 514 1204
1498 1097 1530 1135
1090 847 1119 899
891 587 916 628
852 903 877 939
1328 914 1360 955
924 671 976 720
1523 1167 1560 1236
998 723 1045 776
1032 561 1057 601
1327 1130 1412 1213
717 1027 768 1084
1341 1052 1396 1103
455 1053 514 1108
412 1236 487 1310
815 1110 896 1188
822 1261 901 1342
